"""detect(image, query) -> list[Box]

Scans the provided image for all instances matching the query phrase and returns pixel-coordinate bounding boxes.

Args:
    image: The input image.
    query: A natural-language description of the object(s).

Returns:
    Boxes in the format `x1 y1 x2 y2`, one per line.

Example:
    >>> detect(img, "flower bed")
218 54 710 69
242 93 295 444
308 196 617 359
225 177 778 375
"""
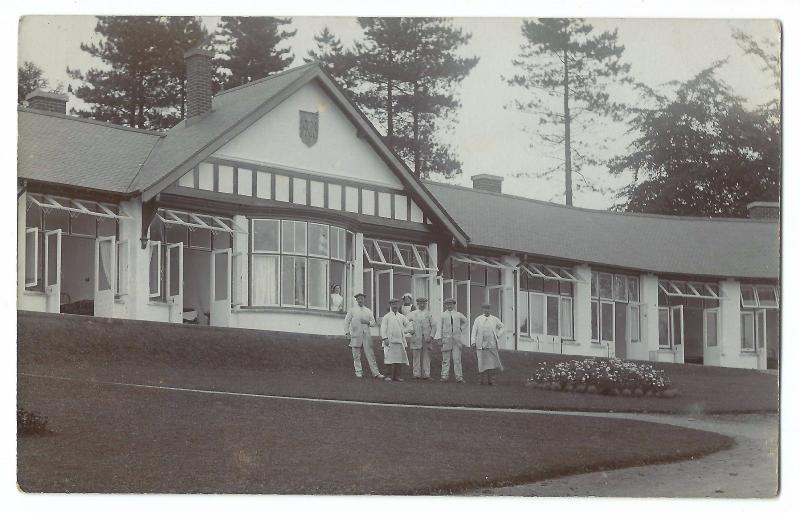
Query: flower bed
526 358 680 398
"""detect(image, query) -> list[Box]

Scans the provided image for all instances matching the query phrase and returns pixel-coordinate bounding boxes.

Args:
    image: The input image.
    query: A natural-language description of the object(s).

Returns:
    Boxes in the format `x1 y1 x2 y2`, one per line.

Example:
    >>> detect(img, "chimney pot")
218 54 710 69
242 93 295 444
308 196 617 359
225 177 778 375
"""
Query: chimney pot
25 89 68 114
471 174 504 194
746 201 779 220
184 47 215 121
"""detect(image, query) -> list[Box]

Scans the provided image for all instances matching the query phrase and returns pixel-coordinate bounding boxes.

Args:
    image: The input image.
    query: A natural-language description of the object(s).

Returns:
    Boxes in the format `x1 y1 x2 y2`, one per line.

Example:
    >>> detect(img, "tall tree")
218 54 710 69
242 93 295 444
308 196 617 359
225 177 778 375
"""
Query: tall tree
351 18 478 178
609 62 780 217
303 26 356 91
18 61 48 105
68 16 205 130
507 18 631 205
214 17 295 91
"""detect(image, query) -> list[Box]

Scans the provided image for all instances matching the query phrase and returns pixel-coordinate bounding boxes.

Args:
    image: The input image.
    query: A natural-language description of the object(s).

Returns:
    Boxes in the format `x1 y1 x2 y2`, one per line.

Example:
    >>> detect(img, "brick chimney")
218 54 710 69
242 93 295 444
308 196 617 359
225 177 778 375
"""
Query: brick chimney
25 90 68 114
747 201 779 220
184 47 215 121
471 174 504 194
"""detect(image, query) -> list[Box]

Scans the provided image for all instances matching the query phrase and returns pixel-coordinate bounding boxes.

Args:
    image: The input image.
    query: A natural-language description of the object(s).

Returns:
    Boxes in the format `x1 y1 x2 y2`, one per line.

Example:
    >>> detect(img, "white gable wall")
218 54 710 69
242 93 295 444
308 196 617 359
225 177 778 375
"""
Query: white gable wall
215 81 404 190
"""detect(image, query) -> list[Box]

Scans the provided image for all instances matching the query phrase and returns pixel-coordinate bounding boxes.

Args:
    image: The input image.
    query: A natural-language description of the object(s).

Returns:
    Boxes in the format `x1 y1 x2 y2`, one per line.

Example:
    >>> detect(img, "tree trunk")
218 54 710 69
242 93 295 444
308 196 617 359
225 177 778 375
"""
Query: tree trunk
387 46 394 138
563 46 573 206
412 81 420 177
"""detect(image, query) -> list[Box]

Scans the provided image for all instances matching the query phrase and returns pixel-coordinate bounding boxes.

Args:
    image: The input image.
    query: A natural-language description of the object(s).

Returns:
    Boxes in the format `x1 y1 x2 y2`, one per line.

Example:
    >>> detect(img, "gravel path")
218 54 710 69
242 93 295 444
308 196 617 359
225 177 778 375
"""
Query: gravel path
473 412 779 498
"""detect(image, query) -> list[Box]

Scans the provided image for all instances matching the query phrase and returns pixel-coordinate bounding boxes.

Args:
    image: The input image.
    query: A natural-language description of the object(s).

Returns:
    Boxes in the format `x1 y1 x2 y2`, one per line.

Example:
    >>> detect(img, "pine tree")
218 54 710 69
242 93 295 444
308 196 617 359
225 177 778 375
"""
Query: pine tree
214 17 296 91
507 18 631 205
18 61 49 105
68 17 205 130
351 18 478 179
303 26 356 91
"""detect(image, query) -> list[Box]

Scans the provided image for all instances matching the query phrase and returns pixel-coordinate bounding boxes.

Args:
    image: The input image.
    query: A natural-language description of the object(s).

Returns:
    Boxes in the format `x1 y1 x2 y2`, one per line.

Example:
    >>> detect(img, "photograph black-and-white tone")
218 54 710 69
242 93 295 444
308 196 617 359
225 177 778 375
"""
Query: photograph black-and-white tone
15 11 783 500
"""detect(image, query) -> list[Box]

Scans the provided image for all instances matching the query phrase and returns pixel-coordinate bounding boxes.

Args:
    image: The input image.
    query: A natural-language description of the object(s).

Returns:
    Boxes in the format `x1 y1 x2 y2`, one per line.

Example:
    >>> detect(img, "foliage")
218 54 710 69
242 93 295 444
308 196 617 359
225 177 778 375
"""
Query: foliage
18 61 49 105
527 357 673 397
610 61 780 217
18 408 50 435
214 17 295 91
350 17 478 179
507 18 631 205
68 16 207 130
303 26 357 92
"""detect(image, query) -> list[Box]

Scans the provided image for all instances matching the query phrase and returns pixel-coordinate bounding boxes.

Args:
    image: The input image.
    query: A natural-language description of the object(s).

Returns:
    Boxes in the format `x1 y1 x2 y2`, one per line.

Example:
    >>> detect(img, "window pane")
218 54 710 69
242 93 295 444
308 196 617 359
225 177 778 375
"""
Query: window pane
559 281 573 296
328 184 342 210
755 286 777 307
330 226 341 261
518 292 529 336
394 194 407 220
741 286 757 307
658 308 670 347
345 186 359 213
213 231 232 250
214 251 228 301
628 277 639 302
546 296 560 336
237 168 252 196
293 178 307 205
705 310 717 347
166 223 188 245
599 273 613 299
71 210 96 236
560 297 573 339
530 293 544 335
330 261 347 313
591 271 598 298
613 275 627 301
378 192 392 218
282 256 306 306
25 230 37 285
362 189 375 215
178 170 194 187
198 163 214 190
148 244 159 296
308 258 328 309
543 279 559 295
275 175 290 202
601 302 614 342
281 220 306 254
741 313 755 350
45 209 69 232
410 201 423 223
218 165 234 193
310 181 325 207
256 171 271 199
630 305 640 342
168 246 179 296
308 223 329 257
190 228 211 249
294 221 307 255
26 202 42 228
591 300 599 340
252 219 280 252
251 254 279 306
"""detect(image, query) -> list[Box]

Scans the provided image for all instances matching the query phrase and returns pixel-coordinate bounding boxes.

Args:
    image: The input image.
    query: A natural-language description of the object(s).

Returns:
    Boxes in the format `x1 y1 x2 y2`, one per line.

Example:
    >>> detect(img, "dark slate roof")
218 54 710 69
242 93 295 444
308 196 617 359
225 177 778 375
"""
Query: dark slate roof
18 109 162 193
130 62 318 196
427 181 780 280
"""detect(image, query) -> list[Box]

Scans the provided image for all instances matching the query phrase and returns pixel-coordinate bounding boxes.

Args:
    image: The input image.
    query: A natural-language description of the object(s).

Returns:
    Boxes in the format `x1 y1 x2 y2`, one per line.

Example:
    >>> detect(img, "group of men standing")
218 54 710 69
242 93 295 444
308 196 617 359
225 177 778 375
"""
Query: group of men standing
344 293 505 385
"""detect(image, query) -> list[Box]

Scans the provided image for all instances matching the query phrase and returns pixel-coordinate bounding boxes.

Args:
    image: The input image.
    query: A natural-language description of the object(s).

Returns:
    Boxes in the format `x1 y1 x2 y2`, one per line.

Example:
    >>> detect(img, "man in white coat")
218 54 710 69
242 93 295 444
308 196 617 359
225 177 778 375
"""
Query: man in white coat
407 297 435 379
434 297 469 383
344 292 384 379
471 302 505 385
381 298 413 381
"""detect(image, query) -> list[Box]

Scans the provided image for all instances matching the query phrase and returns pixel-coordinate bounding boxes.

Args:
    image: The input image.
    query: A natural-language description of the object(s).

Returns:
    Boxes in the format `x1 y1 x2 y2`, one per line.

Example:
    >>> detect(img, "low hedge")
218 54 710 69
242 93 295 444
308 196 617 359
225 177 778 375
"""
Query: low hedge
526 358 680 398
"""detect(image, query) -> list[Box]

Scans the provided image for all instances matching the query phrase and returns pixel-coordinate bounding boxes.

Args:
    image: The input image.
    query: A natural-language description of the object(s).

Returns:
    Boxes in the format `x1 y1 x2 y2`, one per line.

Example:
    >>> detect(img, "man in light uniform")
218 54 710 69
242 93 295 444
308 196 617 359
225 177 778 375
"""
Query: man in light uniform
381 298 413 381
407 297 435 379
434 297 469 383
471 302 505 385
344 292 384 379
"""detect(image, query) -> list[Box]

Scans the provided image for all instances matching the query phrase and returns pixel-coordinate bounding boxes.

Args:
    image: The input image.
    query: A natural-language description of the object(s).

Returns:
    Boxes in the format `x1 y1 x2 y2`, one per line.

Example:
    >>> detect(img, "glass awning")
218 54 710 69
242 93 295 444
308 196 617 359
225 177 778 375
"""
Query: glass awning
520 262 580 283
27 194 131 220
450 252 515 270
363 237 436 272
658 280 722 300
156 208 247 234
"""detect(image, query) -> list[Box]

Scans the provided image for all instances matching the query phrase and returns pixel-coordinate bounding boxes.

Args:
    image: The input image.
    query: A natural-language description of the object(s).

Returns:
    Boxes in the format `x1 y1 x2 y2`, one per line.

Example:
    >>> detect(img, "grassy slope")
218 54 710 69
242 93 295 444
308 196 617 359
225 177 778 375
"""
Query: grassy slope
18 375 732 494
18 311 778 414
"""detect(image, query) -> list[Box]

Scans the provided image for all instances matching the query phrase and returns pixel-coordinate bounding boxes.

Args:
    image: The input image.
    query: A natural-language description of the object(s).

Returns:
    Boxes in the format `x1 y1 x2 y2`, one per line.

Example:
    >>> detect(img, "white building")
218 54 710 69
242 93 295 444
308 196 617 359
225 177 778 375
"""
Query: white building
17 51 780 370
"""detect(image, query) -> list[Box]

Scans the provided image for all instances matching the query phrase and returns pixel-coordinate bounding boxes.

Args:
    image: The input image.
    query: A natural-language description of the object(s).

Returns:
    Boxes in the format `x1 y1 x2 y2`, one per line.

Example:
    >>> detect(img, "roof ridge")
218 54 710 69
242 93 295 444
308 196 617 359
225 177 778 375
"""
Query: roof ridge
18 107 165 137
213 61 320 99
424 180 776 224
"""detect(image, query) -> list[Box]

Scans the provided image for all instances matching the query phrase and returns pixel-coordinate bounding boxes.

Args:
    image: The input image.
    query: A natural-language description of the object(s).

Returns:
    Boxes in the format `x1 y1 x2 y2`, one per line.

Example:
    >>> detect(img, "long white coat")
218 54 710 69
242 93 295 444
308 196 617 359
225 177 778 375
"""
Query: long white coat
381 311 412 365
471 314 504 372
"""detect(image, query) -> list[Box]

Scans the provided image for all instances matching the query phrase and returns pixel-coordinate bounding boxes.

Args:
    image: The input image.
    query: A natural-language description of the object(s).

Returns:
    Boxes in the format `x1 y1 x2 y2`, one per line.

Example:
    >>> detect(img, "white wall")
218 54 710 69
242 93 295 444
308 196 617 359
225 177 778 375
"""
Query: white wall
231 309 346 336
718 278 759 369
216 81 404 190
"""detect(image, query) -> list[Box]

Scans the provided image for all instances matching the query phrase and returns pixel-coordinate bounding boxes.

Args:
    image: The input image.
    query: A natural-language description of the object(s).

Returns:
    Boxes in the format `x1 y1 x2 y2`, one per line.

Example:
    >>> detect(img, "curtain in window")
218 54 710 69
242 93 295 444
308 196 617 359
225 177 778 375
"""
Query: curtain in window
308 258 328 308
252 255 279 306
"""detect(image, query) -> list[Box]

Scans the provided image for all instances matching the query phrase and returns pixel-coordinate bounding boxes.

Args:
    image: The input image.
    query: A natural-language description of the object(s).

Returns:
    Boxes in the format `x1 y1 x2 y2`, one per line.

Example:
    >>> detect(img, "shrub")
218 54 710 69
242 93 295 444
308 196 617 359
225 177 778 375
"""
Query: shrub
527 357 675 398
17 408 50 435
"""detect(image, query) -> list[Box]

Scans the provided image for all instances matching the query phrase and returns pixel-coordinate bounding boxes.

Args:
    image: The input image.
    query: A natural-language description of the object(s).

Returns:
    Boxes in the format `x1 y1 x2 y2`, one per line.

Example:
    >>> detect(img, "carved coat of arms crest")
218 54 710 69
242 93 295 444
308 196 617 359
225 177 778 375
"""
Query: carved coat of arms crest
299 110 319 147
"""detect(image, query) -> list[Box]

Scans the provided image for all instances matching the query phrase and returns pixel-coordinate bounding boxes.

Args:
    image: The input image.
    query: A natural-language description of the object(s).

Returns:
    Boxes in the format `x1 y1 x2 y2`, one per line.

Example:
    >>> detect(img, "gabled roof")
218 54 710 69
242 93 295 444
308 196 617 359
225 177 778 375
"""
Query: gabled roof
131 63 469 246
18 108 162 193
427 181 780 280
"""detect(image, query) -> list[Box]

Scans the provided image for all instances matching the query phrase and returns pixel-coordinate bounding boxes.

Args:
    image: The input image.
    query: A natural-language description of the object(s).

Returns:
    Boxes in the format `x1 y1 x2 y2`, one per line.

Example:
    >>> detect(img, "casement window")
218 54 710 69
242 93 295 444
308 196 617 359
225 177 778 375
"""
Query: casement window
591 271 641 344
148 241 162 299
741 311 756 351
518 262 577 340
116 240 129 297
25 227 40 289
740 284 779 309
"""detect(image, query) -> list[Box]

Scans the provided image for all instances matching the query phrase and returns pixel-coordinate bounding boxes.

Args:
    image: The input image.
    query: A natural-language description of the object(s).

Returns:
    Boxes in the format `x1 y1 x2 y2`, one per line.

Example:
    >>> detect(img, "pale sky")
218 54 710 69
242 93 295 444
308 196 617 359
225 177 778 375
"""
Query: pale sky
18 16 781 209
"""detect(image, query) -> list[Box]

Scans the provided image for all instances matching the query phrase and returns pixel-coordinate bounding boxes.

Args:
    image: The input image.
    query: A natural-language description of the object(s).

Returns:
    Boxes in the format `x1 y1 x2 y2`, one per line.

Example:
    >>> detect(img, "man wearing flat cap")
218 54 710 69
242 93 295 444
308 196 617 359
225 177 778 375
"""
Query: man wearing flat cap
434 297 469 383
407 297 435 379
381 298 413 381
471 302 505 385
344 292 384 379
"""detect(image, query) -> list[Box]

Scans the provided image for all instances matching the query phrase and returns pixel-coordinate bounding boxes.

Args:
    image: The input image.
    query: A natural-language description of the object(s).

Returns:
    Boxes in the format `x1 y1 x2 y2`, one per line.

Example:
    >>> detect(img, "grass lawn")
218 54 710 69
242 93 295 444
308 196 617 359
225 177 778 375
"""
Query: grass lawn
18 375 732 494
19 312 779 415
